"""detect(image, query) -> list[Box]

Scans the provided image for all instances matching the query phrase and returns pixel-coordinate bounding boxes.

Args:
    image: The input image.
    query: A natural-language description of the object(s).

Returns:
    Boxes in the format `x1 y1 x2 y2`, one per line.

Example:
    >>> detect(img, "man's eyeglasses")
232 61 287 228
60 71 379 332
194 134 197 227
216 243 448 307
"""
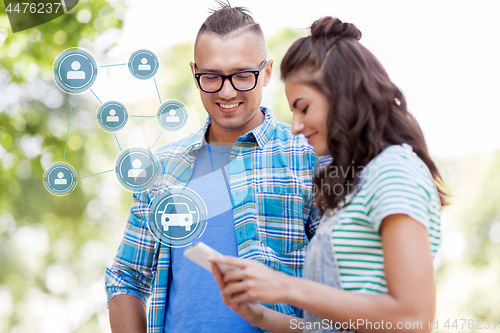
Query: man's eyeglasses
194 60 267 93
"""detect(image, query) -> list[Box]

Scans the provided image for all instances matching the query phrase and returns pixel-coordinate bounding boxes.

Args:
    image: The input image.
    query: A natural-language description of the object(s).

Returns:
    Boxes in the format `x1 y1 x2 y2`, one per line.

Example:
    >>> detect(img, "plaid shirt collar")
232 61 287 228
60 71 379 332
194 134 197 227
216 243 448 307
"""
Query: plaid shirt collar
187 106 277 153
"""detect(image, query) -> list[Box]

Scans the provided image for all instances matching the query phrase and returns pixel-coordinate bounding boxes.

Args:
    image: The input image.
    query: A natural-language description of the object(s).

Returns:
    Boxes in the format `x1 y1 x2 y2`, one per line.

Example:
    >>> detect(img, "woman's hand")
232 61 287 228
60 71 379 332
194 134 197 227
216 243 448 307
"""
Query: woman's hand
210 258 306 333
210 261 265 326
209 256 293 305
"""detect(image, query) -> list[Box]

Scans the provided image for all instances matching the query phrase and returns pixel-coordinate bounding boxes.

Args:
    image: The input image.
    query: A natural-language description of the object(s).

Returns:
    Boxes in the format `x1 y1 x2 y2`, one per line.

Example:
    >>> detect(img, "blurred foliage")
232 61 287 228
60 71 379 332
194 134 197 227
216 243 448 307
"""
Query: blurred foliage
266 27 307 124
0 0 126 332
457 152 500 318
435 152 500 332
0 0 123 82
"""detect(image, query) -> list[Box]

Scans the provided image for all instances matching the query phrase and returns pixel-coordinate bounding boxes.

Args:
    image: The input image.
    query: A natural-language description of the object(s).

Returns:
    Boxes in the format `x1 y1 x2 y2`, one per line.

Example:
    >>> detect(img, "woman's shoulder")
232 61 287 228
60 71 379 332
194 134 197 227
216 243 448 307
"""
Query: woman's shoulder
355 144 441 232
360 144 437 195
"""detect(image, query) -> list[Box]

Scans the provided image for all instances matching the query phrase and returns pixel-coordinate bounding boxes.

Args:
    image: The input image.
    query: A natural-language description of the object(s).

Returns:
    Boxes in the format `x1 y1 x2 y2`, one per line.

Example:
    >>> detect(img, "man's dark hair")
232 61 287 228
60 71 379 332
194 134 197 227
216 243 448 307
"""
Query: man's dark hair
195 1 264 48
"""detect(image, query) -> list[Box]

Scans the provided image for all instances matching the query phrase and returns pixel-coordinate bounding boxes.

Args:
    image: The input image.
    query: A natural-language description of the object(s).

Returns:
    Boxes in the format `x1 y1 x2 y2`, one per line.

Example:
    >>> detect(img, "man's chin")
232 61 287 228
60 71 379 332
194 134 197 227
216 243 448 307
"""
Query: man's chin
211 117 247 130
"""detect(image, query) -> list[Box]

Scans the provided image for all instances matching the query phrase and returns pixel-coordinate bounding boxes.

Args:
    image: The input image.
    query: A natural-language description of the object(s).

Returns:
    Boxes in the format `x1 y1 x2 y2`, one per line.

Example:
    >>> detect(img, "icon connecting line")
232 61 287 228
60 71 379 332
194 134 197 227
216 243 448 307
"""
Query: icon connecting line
46 47 190 196
151 132 163 150
154 78 162 104
100 63 127 68
90 88 102 104
114 134 122 151
77 169 114 180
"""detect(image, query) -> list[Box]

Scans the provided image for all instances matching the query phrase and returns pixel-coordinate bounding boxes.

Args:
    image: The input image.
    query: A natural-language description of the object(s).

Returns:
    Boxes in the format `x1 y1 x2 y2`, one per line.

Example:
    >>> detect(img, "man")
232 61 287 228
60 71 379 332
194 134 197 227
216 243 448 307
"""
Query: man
105 3 319 332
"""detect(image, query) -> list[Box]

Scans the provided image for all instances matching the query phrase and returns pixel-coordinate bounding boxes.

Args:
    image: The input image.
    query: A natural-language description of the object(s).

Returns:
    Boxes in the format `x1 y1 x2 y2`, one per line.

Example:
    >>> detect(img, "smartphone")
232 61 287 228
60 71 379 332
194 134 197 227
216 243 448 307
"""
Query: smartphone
183 242 237 274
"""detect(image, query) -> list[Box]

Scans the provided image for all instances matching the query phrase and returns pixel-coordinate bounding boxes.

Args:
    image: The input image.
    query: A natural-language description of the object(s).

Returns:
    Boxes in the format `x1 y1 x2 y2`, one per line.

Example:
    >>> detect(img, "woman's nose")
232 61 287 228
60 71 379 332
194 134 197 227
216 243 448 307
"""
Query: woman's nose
291 114 305 136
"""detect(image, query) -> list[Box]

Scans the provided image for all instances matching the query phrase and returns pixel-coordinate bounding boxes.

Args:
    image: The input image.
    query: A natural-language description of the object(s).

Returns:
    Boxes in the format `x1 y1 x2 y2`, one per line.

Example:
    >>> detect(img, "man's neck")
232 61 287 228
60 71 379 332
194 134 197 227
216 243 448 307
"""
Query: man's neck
206 110 265 145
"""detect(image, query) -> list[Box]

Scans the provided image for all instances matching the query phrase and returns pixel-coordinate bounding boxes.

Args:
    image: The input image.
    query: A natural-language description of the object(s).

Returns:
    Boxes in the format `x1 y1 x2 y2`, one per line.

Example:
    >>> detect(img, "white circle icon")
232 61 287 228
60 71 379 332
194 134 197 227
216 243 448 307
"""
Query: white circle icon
71 61 81 70
132 159 142 169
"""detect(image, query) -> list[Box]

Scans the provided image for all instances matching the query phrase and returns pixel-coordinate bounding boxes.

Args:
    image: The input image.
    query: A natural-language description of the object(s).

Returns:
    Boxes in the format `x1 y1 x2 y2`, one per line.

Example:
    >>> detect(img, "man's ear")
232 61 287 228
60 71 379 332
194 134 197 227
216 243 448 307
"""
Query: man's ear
190 62 200 89
262 59 274 87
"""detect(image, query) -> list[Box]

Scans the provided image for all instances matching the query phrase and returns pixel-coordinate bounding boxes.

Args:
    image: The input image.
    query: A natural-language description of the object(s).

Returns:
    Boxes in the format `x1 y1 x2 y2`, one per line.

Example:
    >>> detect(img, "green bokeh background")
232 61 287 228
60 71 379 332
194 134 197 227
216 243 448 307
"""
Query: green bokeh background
0 1 499 332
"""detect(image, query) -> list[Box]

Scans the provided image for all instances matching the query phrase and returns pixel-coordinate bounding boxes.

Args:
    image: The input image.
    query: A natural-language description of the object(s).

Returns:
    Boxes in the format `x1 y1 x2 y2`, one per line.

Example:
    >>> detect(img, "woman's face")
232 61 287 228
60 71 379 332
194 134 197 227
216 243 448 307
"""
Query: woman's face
285 79 330 156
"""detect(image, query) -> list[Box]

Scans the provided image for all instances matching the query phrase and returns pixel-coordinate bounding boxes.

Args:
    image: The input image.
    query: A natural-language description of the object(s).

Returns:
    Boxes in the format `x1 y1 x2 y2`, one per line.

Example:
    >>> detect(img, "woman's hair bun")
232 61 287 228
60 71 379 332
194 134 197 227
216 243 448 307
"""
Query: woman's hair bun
310 16 361 40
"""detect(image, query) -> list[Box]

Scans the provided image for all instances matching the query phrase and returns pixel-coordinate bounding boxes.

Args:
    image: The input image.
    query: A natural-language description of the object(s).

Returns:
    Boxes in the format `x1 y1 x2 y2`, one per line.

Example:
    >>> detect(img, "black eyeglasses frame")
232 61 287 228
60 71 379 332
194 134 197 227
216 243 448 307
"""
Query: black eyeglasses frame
194 60 267 93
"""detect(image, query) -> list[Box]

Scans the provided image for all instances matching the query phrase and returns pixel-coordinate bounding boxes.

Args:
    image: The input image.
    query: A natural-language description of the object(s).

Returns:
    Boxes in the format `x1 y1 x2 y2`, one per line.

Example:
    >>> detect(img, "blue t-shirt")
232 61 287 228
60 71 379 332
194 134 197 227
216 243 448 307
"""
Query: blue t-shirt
164 142 261 333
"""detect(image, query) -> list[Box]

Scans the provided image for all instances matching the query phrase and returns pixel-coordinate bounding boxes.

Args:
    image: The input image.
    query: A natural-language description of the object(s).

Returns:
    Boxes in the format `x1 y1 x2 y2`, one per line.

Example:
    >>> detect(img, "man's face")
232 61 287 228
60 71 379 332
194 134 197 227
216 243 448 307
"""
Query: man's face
191 31 273 135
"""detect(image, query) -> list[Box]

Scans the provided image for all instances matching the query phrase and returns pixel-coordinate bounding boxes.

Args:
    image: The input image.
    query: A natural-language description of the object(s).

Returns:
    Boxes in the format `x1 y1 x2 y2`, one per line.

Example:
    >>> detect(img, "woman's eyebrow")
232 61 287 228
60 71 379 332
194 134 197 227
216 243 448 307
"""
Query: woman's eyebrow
292 98 304 109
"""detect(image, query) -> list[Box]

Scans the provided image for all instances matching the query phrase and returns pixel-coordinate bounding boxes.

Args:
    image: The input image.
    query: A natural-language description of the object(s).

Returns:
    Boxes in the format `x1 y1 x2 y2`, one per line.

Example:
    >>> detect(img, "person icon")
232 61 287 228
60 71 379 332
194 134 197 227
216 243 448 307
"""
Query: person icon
138 58 151 71
128 159 146 178
107 109 120 122
157 100 188 131
67 61 86 80
54 172 68 185
166 109 180 123
44 163 77 195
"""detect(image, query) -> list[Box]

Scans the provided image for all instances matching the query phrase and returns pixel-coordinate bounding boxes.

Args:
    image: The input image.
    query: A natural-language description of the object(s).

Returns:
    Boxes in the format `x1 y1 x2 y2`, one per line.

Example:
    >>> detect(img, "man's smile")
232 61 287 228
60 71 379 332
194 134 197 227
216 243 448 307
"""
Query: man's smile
216 102 242 113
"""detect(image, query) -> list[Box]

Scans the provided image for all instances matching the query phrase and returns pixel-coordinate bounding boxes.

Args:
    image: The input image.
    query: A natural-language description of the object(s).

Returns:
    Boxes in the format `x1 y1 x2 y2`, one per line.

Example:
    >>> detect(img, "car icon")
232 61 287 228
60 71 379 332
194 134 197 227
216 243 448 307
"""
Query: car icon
160 202 196 231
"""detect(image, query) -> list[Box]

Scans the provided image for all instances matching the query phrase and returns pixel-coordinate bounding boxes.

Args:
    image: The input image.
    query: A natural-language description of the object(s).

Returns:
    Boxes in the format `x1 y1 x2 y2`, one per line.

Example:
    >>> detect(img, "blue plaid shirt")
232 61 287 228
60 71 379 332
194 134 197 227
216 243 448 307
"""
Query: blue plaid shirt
105 107 320 332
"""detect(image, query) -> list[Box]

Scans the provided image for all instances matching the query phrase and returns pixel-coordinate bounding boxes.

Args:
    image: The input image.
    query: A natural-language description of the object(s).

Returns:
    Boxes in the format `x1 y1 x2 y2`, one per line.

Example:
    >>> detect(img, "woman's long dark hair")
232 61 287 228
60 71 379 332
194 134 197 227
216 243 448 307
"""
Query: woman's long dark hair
281 17 447 214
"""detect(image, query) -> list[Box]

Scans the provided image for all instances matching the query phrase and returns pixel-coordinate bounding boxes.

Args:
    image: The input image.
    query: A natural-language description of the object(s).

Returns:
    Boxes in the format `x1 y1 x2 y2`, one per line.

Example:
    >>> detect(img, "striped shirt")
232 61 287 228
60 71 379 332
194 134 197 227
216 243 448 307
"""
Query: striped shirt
330 144 441 294
105 107 320 332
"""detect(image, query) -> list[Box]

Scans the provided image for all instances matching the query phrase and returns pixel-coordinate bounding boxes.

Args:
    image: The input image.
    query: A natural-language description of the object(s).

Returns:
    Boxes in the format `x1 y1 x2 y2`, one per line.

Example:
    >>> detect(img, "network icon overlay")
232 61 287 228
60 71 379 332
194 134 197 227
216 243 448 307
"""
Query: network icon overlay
45 47 208 246
46 46 192 196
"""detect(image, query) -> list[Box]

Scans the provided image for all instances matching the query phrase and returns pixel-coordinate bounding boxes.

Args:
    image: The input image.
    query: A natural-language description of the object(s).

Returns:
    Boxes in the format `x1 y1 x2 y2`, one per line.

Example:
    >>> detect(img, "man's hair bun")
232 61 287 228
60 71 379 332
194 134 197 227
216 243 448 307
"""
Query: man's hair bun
310 16 361 40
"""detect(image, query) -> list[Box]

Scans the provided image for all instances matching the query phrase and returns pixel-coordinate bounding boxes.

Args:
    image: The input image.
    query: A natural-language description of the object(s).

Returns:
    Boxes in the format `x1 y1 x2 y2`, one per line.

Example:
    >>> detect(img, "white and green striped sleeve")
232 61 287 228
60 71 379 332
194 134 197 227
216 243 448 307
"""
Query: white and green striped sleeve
365 153 439 233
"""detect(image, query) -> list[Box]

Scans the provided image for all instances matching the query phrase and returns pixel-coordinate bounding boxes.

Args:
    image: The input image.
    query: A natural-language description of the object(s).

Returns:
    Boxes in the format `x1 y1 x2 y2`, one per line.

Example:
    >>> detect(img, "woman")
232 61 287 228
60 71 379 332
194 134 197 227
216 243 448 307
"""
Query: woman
210 16 446 333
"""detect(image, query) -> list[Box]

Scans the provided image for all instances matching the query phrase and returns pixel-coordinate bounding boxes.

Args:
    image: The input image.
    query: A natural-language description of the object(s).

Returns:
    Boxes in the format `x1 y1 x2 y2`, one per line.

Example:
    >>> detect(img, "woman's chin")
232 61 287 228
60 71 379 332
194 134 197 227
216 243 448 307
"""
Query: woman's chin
311 144 329 157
